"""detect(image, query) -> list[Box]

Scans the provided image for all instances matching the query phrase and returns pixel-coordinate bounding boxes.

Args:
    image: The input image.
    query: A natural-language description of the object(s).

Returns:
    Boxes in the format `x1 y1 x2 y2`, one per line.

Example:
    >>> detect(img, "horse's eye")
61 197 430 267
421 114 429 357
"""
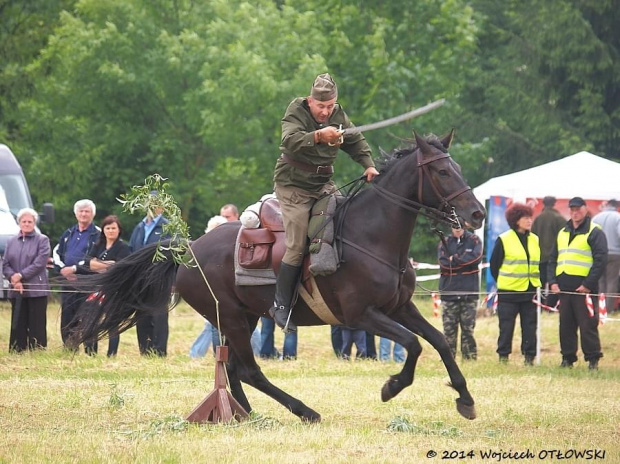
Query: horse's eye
438 169 449 177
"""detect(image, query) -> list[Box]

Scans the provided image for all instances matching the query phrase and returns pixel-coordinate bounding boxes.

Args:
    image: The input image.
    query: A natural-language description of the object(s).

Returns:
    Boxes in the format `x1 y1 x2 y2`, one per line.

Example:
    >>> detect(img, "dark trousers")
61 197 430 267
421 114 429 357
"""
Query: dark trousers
559 293 602 363
136 312 169 356
332 326 375 359
539 262 558 308
9 296 48 352
259 317 297 359
341 328 367 359
496 300 537 357
61 291 97 354
331 325 342 357
107 332 120 357
365 332 377 360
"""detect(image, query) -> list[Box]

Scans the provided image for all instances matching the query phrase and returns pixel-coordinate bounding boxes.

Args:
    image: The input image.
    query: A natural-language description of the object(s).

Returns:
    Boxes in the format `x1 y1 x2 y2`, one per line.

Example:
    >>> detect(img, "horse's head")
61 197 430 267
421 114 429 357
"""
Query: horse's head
412 130 485 229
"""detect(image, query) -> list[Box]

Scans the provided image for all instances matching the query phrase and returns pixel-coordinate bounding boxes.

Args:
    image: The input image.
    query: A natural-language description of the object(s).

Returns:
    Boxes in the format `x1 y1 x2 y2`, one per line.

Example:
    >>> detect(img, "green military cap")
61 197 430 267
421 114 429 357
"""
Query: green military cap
311 73 338 101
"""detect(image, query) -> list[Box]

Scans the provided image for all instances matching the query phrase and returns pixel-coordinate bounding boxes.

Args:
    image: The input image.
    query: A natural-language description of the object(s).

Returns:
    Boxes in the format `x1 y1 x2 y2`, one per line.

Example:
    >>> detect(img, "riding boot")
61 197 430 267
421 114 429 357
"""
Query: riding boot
269 262 301 333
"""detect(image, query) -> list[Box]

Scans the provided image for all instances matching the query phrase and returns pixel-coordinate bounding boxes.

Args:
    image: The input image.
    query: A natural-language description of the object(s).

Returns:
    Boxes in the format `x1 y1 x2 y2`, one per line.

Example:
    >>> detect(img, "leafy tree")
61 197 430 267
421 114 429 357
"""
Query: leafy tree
459 0 620 184
18 0 330 238
0 0 76 142
16 0 480 264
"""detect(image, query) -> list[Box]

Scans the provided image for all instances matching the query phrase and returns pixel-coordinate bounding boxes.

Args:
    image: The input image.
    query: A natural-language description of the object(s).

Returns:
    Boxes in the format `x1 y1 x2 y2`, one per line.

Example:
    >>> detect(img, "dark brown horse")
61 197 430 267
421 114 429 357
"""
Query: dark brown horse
72 131 485 422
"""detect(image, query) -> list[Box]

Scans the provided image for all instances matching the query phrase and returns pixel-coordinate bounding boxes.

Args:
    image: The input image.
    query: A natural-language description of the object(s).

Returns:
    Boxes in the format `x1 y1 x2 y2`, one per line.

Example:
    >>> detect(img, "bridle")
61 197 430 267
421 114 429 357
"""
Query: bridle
331 148 475 278
371 150 472 228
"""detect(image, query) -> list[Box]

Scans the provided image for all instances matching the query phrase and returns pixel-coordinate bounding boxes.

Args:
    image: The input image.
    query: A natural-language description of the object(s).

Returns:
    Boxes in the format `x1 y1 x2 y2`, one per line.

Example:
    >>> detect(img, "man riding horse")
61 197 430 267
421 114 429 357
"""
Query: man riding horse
272 73 380 332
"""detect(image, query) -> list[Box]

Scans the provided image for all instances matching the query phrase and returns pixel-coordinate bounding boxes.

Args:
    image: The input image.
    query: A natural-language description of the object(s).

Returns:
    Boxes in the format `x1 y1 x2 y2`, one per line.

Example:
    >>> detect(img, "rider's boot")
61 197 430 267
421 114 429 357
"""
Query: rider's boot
269 262 301 333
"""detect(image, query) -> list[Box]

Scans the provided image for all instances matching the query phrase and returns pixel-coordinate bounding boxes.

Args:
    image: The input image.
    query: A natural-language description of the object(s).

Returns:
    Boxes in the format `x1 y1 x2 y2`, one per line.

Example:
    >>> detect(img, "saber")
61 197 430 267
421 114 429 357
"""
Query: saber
342 98 445 136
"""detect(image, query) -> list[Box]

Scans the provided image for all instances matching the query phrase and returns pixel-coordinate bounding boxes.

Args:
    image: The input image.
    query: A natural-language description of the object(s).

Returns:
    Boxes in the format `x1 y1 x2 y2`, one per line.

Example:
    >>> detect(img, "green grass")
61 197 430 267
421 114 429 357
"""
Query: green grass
0 296 619 463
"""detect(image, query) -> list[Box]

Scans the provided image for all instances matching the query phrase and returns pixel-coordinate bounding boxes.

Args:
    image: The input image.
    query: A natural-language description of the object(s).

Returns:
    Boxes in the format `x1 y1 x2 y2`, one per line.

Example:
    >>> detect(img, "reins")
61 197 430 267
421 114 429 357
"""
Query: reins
310 148 474 279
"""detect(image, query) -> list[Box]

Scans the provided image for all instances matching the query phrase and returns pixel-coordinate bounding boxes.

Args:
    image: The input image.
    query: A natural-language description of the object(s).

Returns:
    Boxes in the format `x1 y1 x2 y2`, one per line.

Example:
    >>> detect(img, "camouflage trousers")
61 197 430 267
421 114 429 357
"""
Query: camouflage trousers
441 299 477 360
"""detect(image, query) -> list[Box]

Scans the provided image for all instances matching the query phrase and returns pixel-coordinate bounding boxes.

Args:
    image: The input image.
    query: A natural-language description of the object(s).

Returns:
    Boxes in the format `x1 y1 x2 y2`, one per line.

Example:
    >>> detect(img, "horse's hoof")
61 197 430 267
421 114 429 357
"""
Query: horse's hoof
301 412 321 423
381 379 397 402
456 399 476 420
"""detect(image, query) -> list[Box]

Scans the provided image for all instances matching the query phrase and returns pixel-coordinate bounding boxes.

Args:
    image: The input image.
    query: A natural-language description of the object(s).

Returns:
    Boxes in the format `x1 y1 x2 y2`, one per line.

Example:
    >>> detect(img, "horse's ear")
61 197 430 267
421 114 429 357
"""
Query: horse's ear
440 129 455 149
413 131 432 155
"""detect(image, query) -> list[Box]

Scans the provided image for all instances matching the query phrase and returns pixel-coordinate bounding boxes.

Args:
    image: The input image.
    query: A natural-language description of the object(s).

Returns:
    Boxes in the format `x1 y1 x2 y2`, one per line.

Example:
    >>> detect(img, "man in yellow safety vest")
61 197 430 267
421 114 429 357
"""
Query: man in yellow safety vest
548 197 607 370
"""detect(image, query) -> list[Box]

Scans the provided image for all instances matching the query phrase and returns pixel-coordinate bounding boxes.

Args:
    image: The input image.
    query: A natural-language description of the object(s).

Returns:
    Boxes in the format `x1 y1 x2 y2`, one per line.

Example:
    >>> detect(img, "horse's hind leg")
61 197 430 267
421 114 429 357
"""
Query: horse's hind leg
224 314 321 423
395 301 476 420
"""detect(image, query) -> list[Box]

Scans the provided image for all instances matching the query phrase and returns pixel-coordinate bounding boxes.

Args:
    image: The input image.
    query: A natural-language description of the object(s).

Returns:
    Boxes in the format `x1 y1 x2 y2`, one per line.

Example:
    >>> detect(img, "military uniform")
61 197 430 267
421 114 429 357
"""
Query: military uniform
274 97 374 265
437 229 483 359
270 73 376 332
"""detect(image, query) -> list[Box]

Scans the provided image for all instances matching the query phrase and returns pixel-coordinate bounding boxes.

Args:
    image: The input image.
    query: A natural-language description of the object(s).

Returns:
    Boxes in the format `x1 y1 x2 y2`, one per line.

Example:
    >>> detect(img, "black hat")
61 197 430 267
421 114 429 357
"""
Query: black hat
568 197 586 207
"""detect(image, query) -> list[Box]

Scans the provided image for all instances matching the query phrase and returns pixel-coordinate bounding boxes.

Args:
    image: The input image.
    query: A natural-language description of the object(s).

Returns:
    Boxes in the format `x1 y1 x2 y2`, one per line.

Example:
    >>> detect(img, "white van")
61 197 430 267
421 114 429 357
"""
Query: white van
0 144 54 296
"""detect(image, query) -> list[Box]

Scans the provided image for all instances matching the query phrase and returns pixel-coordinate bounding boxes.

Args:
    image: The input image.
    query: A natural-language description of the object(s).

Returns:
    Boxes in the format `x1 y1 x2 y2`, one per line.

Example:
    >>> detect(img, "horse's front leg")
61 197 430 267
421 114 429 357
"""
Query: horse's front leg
351 308 423 403
394 301 476 420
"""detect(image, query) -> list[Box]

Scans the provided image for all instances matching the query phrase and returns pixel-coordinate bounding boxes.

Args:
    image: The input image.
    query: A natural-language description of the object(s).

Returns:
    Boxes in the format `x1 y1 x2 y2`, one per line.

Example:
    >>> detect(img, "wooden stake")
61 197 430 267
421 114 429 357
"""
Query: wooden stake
186 346 249 424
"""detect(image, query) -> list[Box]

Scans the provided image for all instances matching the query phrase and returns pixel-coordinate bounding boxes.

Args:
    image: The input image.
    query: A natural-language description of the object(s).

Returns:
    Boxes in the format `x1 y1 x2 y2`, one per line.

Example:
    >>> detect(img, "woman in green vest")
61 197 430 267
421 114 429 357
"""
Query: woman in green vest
490 203 541 365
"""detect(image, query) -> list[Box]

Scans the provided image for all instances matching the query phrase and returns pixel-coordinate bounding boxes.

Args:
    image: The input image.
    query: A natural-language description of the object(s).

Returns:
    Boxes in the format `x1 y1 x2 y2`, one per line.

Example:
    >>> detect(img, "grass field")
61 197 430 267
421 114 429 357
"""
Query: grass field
0 295 619 464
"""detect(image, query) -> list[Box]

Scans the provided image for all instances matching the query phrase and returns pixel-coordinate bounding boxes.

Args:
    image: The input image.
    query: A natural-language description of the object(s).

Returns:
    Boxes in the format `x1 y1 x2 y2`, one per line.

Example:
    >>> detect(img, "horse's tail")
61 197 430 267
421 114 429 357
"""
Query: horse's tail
68 243 178 347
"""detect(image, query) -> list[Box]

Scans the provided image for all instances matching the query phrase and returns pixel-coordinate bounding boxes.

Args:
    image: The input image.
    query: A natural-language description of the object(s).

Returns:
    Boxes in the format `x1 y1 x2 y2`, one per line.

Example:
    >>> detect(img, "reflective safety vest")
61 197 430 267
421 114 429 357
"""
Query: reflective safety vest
497 229 541 291
556 222 598 277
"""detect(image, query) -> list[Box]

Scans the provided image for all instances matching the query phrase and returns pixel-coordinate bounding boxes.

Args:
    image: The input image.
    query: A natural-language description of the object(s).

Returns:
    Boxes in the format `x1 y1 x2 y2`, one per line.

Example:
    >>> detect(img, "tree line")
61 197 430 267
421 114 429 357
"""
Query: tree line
1 0 618 262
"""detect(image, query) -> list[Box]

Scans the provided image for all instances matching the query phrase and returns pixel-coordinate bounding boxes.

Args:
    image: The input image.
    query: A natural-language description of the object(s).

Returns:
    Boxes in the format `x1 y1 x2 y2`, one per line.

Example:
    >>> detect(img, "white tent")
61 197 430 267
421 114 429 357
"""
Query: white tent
474 151 620 203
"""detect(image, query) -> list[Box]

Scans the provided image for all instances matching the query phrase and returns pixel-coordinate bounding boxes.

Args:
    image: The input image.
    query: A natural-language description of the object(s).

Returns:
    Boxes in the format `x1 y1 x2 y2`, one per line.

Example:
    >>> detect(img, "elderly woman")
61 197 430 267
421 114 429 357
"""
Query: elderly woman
2 208 51 352
490 203 541 365
83 215 130 356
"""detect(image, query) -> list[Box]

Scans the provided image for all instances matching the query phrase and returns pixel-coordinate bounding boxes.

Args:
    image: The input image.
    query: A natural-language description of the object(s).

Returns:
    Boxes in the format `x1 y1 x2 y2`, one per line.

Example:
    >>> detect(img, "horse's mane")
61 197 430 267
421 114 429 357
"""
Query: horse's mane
376 134 447 175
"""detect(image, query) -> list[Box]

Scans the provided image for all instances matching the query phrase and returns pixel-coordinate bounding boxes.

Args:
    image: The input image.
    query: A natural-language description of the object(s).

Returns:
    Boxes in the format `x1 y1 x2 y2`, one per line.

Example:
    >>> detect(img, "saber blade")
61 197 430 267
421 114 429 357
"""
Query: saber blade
343 98 445 135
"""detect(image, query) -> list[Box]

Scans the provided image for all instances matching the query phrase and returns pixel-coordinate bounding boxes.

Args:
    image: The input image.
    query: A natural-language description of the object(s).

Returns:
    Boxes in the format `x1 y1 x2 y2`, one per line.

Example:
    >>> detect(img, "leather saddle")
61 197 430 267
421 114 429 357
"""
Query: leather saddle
236 197 314 288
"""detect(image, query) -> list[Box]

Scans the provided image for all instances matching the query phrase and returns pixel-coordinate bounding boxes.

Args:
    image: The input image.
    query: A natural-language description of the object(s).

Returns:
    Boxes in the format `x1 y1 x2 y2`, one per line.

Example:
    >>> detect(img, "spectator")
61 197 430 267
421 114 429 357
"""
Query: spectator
271 73 379 332
129 191 171 356
490 203 541 365
379 337 405 362
53 199 100 354
208 206 242 354
365 332 377 360
85 215 130 357
549 197 607 370
260 316 297 360
437 224 483 360
2 208 51 352
219 204 239 222
190 212 263 358
592 199 620 313
340 326 366 360
330 325 343 357
532 196 566 308
331 326 377 360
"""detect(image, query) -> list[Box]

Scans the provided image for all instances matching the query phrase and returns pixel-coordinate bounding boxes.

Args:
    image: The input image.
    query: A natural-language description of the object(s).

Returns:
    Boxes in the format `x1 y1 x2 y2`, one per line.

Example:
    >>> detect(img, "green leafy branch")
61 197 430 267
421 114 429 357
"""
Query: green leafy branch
117 174 195 267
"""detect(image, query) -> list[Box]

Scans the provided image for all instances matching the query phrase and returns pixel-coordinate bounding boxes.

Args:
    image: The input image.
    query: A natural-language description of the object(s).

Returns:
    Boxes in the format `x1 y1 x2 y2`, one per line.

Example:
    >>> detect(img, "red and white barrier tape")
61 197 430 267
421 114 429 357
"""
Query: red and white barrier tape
532 296 560 312
599 293 607 325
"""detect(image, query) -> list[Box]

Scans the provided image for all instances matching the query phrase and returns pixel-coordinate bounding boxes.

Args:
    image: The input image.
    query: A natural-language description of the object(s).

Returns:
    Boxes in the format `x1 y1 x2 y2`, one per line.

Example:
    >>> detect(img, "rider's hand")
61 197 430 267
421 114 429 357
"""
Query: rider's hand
364 166 380 182
316 126 342 144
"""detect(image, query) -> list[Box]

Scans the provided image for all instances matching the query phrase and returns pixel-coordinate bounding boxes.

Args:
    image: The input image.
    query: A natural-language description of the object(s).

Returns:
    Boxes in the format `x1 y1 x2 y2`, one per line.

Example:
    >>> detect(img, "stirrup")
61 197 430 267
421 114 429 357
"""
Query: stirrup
269 305 297 333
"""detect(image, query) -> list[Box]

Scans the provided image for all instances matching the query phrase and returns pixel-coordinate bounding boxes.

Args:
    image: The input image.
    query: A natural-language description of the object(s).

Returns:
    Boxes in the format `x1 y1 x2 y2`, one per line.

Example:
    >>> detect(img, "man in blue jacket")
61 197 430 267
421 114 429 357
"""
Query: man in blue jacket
53 199 100 354
129 194 171 356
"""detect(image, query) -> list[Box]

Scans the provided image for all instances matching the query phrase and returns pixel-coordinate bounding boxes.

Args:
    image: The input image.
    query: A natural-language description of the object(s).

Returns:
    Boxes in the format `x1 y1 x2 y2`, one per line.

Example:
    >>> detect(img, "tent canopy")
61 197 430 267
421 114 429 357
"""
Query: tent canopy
474 151 620 202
